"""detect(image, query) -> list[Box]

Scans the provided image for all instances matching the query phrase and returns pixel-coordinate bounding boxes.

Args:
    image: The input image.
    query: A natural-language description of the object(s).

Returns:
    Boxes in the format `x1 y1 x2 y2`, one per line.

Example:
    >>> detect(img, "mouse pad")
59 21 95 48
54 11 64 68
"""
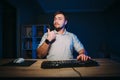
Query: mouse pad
1 60 36 67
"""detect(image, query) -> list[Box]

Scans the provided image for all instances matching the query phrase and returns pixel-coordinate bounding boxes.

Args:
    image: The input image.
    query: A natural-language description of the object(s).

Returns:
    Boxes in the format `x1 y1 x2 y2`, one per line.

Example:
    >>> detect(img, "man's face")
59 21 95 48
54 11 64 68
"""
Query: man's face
53 14 67 29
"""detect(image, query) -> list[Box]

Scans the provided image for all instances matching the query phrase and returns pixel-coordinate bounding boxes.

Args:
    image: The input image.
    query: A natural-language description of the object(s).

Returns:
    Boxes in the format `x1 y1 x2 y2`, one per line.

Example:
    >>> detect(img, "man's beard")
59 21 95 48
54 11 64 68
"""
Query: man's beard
55 27 63 31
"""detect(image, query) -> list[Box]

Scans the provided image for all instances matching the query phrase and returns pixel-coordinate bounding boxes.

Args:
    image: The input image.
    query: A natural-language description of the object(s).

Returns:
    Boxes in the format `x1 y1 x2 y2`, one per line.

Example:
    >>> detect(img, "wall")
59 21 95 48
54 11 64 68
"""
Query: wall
7 0 43 57
104 3 120 57
67 12 107 58
0 3 3 58
0 0 43 58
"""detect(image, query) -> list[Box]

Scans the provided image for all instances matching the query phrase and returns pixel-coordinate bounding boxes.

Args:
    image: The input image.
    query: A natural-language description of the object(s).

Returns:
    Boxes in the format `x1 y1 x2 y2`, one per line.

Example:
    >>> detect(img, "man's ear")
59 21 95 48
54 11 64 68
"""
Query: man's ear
65 20 67 25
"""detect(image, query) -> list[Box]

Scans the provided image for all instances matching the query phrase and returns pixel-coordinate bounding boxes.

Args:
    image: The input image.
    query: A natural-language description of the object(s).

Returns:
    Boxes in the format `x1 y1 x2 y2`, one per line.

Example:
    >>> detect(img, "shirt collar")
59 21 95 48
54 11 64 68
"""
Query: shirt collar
54 29 68 35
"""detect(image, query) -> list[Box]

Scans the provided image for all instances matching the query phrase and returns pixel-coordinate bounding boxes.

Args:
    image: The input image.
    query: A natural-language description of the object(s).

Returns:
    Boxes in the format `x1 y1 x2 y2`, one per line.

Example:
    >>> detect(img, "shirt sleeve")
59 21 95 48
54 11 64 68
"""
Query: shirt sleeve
72 34 84 52
37 33 48 48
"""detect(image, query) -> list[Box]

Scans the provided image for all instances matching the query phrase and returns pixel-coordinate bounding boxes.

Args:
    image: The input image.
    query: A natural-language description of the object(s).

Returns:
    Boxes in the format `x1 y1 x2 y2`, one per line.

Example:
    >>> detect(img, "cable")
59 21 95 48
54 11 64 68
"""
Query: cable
72 67 82 77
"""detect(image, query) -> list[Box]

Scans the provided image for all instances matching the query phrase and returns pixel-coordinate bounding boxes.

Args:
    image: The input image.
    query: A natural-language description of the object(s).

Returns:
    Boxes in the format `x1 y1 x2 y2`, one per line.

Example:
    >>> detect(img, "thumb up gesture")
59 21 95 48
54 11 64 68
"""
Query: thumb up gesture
47 28 56 42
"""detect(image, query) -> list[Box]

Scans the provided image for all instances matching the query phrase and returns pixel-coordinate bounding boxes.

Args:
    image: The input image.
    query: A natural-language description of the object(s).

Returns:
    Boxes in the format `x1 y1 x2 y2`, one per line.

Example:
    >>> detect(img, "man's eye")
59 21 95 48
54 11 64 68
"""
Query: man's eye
59 18 62 20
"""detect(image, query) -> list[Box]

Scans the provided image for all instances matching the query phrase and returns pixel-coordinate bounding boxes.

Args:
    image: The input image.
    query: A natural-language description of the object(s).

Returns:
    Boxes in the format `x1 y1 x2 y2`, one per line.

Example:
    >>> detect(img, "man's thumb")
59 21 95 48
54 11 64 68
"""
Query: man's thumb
47 28 50 33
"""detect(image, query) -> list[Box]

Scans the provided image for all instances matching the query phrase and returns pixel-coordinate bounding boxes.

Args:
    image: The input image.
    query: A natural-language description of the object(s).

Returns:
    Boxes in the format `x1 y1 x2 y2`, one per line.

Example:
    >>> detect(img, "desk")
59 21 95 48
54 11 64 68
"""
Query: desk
0 59 120 79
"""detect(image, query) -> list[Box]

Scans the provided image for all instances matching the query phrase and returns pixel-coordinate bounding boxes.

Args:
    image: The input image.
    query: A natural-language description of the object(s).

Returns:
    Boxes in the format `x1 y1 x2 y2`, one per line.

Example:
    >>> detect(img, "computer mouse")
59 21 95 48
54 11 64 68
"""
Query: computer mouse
13 58 25 63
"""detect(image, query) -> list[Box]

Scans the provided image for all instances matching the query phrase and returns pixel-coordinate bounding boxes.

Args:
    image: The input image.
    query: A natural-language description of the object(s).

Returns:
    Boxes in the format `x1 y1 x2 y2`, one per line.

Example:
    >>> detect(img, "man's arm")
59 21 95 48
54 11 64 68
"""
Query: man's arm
78 48 85 54
37 41 50 58
77 49 91 61
37 28 56 58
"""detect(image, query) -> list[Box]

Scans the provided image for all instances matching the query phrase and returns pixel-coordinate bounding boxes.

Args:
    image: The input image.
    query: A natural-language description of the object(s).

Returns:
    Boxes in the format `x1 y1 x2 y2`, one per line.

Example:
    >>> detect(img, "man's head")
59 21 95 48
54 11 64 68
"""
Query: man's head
53 11 68 31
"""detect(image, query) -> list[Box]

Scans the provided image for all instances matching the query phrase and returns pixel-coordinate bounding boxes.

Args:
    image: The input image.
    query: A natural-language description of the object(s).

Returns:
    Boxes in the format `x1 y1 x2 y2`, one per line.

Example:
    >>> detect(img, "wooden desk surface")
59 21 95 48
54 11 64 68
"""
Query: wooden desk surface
0 58 120 79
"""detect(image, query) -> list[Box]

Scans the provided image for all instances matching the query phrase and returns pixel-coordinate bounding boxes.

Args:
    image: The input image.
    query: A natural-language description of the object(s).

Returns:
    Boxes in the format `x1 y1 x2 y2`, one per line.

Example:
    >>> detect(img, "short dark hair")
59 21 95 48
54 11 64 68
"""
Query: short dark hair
54 11 68 20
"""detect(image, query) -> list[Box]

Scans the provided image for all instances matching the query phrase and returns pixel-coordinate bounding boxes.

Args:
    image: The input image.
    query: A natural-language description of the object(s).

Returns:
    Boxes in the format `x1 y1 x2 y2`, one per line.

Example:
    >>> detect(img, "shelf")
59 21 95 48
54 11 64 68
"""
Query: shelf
23 49 32 50
23 37 42 39
21 24 48 59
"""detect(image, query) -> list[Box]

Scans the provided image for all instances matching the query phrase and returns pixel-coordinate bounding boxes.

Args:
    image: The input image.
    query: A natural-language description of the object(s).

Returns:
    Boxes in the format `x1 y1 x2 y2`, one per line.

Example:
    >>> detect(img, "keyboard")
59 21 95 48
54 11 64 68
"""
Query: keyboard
41 59 99 69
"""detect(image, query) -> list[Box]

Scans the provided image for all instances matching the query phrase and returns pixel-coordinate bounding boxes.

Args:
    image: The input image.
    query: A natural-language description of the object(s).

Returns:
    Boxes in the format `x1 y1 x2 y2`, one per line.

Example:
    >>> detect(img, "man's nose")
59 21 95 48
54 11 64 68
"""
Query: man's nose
54 19 59 22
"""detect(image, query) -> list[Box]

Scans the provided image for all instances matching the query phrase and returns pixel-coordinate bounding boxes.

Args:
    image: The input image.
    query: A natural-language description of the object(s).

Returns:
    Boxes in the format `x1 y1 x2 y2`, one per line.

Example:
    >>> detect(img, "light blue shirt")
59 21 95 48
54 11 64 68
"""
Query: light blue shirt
38 30 84 60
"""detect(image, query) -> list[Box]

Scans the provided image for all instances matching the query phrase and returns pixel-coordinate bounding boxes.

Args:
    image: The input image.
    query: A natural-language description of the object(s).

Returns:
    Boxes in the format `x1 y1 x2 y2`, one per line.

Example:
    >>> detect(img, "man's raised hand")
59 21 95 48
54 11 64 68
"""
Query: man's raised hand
47 28 56 42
